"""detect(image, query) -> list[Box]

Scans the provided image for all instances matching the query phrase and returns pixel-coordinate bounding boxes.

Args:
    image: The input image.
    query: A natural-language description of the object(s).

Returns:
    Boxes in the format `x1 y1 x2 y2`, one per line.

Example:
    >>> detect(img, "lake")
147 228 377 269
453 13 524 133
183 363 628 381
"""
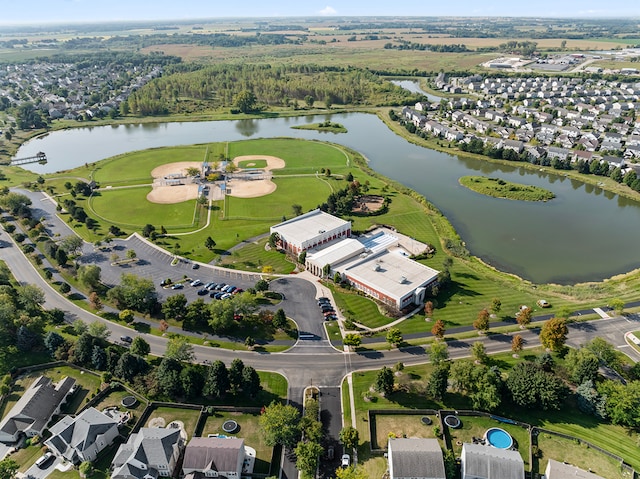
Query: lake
15 113 640 284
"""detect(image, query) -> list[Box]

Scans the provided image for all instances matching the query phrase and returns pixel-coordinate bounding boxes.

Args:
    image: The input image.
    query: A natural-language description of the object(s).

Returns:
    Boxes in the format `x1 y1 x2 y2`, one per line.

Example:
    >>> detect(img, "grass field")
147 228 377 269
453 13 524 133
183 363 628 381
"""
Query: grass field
144 406 201 439
374 414 442 450
202 410 273 474
218 238 295 273
535 432 630 479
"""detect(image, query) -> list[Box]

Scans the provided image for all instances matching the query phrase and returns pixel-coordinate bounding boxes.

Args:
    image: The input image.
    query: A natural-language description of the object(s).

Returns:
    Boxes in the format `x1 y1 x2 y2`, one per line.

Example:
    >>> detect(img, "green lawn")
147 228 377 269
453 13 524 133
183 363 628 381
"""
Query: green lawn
535 432 630 479
218 238 295 274
202 411 273 475
374 414 442 450
229 138 350 175
329 283 391 329
92 387 148 433
144 406 201 439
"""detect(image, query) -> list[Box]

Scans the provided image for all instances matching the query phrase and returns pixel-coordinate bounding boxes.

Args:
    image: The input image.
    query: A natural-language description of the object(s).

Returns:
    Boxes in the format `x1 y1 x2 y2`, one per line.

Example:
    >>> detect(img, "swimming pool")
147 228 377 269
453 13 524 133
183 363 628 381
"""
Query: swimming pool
485 428 513 449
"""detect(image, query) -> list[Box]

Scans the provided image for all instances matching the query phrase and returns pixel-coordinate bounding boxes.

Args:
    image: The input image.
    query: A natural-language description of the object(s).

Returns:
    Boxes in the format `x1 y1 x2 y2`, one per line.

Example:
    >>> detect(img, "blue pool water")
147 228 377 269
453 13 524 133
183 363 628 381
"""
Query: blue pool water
486 428 513 449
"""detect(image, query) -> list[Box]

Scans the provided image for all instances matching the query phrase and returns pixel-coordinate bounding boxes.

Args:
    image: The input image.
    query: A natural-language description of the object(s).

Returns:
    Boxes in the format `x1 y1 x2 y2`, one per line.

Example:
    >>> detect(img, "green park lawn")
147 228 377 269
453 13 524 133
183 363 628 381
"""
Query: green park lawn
217 238 295 273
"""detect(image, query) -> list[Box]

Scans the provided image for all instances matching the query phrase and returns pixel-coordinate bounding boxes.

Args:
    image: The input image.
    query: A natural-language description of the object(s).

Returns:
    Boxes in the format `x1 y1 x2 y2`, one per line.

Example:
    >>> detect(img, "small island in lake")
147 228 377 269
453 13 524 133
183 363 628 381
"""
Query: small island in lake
292 121 347 133
459 176 555 201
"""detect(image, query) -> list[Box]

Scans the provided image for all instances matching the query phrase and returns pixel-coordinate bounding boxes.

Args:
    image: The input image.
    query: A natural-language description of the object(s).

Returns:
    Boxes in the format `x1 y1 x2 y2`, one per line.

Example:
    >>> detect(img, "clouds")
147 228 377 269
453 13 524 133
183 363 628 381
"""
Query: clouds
318 5 337 15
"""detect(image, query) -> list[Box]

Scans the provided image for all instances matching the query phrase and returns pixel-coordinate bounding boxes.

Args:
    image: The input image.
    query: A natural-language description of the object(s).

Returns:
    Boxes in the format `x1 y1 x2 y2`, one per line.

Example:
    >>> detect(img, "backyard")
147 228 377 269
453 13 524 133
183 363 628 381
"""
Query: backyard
144 406 201 440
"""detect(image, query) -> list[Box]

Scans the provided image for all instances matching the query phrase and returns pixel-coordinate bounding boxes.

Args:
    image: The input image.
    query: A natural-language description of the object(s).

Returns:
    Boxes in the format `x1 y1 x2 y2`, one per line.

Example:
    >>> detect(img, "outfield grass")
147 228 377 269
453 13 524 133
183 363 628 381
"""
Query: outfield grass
202 411 273 474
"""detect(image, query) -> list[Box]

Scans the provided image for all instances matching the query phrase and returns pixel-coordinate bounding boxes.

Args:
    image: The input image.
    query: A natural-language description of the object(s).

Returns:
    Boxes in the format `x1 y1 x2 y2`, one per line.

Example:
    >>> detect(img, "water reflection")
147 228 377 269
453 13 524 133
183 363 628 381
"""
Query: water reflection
235 119 259 137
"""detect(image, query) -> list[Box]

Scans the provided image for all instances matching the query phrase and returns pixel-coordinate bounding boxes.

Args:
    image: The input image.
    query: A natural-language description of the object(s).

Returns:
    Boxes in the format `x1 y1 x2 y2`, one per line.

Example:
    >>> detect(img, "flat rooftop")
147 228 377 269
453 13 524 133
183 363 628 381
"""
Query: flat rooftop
344 249 439 300
271 209 350 246
307 238 364 266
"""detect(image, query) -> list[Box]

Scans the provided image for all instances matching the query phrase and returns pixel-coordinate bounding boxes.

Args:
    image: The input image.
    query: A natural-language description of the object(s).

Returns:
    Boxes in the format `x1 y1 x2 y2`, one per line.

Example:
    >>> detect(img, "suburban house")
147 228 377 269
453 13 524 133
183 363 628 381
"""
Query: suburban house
460 443 524 479
0 375 76 444
182 437 245 479
387 438 446 479
304 227 439 310
544 459 605 479
111 428 184 479
270 209 351 255
46 407 119 464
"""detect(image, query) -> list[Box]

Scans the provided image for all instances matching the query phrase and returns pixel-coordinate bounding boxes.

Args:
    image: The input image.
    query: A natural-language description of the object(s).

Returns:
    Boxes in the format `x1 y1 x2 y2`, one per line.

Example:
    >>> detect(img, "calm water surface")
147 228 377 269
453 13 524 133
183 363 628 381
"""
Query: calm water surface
15 113 640 284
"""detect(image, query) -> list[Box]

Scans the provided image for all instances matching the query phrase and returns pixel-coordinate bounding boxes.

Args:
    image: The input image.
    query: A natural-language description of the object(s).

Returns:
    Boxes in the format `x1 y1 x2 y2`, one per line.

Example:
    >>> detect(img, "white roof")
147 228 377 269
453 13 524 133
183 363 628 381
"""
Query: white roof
343 250 439 301
462 443 524 479
546 459 605 479
307 238 364 267
271 209 350 246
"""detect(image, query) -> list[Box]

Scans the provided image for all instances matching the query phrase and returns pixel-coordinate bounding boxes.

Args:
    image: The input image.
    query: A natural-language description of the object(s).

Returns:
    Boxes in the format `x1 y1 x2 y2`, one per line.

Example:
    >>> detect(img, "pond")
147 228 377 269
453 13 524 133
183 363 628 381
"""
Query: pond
15 113 640 284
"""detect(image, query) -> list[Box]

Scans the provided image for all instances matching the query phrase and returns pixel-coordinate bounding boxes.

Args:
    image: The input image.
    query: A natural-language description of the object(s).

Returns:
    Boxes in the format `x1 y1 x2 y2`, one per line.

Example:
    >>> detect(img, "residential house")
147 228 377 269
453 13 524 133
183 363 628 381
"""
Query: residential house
111 428 184 479
388 438 446 479
461 443 524 479
0 376 76 444
46 407 119 464
545 459 605 479
182 437 245 479
547 147 571 161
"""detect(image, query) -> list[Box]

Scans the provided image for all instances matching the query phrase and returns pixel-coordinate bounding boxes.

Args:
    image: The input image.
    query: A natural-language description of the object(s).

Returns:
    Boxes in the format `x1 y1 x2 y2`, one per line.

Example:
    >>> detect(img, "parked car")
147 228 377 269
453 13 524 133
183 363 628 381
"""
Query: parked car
341 454 350 468
233 288 244 294
318 297 329 302
327 445 335 460
325 314 337 321
197 288 209 296
205 282 217 290
192 263 199 270
537 299 551 308
171 283 184 290
221 293 232 300
190 279 202 287
35 452 54 469
120 336 133 343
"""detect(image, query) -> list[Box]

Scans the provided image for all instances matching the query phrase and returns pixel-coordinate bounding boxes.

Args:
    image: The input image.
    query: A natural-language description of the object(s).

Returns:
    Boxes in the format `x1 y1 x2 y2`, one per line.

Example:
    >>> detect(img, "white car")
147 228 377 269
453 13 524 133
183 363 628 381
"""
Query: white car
341 454 350 468
190 279 202 287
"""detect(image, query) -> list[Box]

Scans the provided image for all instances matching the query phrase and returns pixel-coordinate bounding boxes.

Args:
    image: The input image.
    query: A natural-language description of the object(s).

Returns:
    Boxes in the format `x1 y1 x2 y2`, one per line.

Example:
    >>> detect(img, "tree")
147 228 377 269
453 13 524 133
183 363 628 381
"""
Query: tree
511 334 524 354
142 224 156 238
343 333 362 348
424 301 434 317
375 366 395 395
597 380 640 427
59 281 71 294
162 294 188 321
204 360 229 398
295 440 322 478
259 401 301 447
235 90 257 113
119 309 135 324
107 274 159 314
304 95 315 108
386 328 403 348
585 338 620 369
79 461 93 479
59 235 84 255
189 231 209 249
0 458 19 479
16 326 38 352
427 364 450 400
130 337 150 356
566 348 600 385
241 365 261 397
244 336 255 349
292 204 303 216
516 306 532 327
16 284 45 313
335 466 368 479
255 279 269 292
156 357 183 398
268 232 279 248
88 322 110 340
471 341 487 364
490 298 502 315
609 298 625 316
273 308 287 330
229 358 245 394
473 309 490 333
126 249 137 260
88 292 102 311
431 319 446 339
73 319 88 335
181 365 205 399
429 340 449 365
44 331 65 356
576 380 606 418
74 332 94 365
114 352 148 383
91 345 107 370
540 317 568 351
165 336 194 362
339 426 359 451
506 362 567 410
78 265 102 290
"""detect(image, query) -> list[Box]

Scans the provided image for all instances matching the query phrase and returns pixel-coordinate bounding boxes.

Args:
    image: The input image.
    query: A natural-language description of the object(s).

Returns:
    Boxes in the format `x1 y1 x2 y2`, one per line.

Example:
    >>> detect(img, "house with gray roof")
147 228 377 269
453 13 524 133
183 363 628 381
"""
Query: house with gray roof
545 459 605 479
111 428 184 479
388 438 445 479
182 437 245 479
461 443 524 479
0 375 76 444
45 407 119 464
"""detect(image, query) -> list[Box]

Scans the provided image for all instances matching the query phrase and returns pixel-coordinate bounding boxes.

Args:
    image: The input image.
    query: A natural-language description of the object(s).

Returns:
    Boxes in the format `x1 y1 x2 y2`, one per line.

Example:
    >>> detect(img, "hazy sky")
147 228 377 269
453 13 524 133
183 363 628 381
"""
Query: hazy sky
1 0 637 24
